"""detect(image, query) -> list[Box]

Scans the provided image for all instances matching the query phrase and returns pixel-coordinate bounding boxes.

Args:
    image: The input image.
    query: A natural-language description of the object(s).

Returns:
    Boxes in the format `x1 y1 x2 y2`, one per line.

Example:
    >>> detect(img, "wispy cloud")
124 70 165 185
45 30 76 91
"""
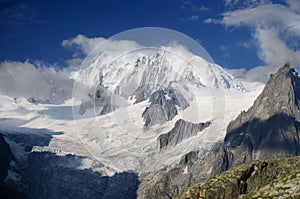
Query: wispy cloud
226 65 277 83
61 34 105 67
254 28 300 67
224 0 239 7
0 61 73 102
224 0 271 9
220 45 227 51
187 15 199 21
220 45 231 59
219 3 300 66
61 34 105 55
204 18 219 24
286 0 300 13
61 34 142 68
238 41 253 48
192 6 211 12
0 3 44 25
206 1 300 81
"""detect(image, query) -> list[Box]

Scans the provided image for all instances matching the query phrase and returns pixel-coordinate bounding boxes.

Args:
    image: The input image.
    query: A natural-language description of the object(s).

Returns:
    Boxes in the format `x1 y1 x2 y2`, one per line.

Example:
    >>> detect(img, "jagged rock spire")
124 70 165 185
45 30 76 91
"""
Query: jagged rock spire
224 63 300 167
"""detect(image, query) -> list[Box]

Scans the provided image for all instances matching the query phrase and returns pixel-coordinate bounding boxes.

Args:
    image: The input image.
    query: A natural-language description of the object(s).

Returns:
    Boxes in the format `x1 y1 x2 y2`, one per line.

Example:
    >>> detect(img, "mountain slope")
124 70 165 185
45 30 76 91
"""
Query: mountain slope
175 156 300 199
74 46 245 94
0 45 263 198
0 133 28 199
73 46 245 116
175 64 300 198
224 63 300 167
140 64 300 199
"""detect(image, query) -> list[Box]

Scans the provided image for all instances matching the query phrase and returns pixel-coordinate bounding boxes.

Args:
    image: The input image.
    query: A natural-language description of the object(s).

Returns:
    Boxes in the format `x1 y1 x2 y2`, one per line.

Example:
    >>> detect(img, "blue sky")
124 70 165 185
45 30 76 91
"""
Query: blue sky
0 0 299 71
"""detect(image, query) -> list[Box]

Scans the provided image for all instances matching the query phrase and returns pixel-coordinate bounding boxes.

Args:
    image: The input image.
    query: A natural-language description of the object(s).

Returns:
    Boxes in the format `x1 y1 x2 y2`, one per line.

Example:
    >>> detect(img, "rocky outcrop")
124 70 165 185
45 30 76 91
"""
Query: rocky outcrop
157 119 210 150
138 143 227 199
0 133 27 199
224 63 300 167
139 64 300 199
142 89 189 128
79 83 126 116
0 133 12 184
1 132 140 199
21 152 139 199
175 156 300 199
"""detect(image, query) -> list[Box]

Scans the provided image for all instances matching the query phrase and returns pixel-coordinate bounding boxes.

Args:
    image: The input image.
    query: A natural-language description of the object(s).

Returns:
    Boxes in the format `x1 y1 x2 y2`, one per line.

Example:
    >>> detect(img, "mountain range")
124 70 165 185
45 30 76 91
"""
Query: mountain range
141 63 300 198
0 46 299 199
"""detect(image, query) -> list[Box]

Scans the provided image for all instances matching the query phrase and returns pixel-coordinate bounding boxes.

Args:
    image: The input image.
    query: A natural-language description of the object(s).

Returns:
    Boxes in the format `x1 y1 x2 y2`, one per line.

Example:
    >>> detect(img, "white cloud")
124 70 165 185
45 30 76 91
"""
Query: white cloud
221 4 300 34
204 1 300 82
181 15 199 21
61 34 105 67
62 34 142 68
226 65 278 83
286 0 300 13
254 28 300 66
0 33 149 103
0 3 45 25
192 6 211 11
221 3 300 67
62 34 142 56
220 45 231 58
224 0 239 7
61 34 105 55
207 2 300 69
203 18 219 24
61 34 105 57
188 15 199 21
0 61 73 102
0 34 146 102
220 45 227 51
223 53 231 58
238 41 253 48
224 0 271 8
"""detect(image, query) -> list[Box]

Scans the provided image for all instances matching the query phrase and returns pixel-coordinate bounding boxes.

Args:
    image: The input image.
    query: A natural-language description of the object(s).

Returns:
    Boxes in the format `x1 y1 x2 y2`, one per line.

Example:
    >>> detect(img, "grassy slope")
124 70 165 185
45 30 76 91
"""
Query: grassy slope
175 156 300 199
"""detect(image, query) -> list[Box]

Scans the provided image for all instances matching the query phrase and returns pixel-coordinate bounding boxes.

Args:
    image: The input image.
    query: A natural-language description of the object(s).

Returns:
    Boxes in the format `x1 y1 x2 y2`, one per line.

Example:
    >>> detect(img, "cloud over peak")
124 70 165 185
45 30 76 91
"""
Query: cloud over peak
61 34 142 68
61 34 105 56
0 60 73 102
206 1 300 74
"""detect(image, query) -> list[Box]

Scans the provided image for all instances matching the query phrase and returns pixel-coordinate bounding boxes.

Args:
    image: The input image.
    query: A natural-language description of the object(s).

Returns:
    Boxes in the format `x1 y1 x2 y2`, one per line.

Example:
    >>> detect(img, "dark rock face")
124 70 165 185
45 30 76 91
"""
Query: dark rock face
224 63 300 167
0 133 12 183
21 152 139 199
139 64 300 199
157 119 210 150
2 132 139 199
142 89 189 128
138 143 225 199
0 133 27 199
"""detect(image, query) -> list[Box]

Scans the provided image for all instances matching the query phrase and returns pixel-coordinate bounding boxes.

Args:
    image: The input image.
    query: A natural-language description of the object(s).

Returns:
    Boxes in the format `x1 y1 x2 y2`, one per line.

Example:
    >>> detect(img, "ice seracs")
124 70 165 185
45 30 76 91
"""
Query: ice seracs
0 44 264 199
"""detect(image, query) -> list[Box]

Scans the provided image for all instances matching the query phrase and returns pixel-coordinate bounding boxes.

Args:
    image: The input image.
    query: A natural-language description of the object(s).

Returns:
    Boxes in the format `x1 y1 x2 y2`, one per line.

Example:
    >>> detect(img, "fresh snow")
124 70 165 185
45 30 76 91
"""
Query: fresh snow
0 46 265 176
0 82 264 174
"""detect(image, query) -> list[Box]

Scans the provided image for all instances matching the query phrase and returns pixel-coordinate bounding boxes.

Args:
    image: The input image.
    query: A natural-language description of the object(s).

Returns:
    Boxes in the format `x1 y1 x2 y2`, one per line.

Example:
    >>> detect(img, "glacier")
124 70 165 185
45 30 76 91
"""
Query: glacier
0 44 264 198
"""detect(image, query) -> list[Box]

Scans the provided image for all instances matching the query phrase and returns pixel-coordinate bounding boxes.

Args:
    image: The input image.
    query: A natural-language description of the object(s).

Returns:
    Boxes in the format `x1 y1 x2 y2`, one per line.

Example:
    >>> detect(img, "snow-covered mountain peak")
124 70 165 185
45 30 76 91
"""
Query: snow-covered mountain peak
72 45 245 104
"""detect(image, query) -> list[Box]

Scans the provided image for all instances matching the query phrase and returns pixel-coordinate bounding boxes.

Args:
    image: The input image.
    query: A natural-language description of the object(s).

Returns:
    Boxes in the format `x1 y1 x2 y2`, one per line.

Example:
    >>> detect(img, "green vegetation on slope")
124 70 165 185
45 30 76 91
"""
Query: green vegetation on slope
175 156 300 199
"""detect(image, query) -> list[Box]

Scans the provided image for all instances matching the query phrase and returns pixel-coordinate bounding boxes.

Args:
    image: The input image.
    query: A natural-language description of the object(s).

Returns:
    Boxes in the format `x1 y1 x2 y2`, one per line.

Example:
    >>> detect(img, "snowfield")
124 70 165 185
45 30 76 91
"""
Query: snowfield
0 46 265 178
0 83 263 176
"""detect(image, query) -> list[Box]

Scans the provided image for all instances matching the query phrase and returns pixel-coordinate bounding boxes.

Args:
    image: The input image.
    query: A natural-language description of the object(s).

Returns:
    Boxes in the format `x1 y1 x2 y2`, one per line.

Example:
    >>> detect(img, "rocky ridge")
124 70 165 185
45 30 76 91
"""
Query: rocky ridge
138 143 227 199
141 64 300 198
224 63 300 167
157 119 210 150
142 89 189 128
0 133 27 198
176 156 300 199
